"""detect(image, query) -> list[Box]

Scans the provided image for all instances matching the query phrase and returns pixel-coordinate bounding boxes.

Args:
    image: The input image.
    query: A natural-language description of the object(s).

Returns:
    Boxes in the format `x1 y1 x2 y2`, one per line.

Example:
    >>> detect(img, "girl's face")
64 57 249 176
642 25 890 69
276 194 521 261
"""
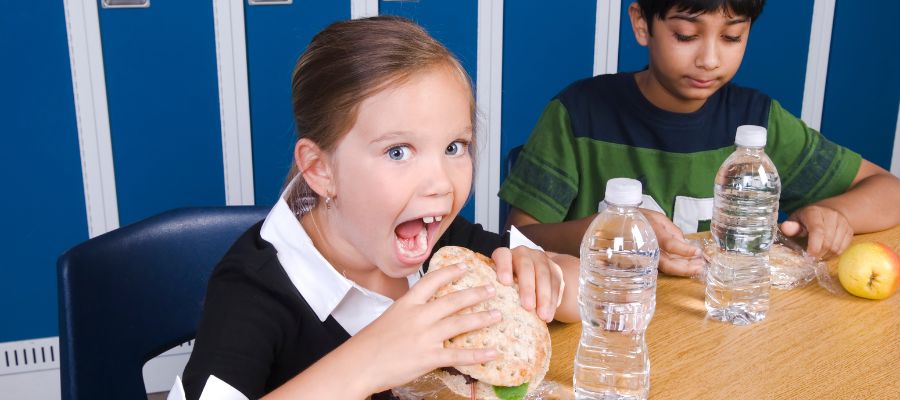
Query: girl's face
324 66 473 278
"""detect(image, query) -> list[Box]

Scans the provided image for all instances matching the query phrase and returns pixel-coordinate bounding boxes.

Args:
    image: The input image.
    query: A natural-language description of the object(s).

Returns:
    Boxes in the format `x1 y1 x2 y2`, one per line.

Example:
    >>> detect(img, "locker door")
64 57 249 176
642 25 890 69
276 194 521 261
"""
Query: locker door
1 1 86 343
244 1 350 205
821 1 900 170
99 1 225 226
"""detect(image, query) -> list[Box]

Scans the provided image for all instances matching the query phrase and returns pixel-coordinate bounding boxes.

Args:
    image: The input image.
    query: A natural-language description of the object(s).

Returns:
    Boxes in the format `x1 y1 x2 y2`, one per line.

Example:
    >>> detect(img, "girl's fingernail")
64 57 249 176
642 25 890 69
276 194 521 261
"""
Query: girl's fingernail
490 310 502 320
485 349 498 358
458 263 469 271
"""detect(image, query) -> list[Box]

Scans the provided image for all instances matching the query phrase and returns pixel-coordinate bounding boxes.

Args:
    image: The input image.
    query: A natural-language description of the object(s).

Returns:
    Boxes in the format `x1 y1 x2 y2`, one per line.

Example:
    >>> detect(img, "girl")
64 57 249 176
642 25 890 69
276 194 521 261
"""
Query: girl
181 16 578 399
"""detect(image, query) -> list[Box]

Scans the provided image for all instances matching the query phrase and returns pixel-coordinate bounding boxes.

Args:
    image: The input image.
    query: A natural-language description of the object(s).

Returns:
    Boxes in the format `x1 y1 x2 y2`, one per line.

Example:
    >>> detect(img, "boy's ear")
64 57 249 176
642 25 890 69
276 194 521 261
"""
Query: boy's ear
629 2 650 46
294 138 334 198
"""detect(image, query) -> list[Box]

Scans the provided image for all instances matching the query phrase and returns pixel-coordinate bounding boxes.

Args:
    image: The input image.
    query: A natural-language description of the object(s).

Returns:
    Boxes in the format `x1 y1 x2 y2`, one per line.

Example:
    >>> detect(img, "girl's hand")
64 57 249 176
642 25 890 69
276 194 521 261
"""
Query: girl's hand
781 204 853 259
350 263 501 395
491 247 565 322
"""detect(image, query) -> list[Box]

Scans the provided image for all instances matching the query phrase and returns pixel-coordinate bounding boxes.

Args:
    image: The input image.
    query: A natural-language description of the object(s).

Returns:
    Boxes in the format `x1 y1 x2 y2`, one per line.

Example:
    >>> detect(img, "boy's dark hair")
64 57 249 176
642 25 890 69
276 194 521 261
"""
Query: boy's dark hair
637 0 766 34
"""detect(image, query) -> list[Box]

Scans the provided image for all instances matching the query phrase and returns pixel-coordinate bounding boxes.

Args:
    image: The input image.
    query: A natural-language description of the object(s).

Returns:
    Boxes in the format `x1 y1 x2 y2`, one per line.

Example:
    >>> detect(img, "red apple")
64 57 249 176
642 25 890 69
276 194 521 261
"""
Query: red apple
837 242 900 300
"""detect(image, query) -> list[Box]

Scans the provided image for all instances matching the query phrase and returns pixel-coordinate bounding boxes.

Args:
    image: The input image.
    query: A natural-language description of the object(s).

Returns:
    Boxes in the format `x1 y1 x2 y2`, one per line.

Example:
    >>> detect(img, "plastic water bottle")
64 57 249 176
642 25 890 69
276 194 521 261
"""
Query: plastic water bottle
706 125 781 325
575 178 659 400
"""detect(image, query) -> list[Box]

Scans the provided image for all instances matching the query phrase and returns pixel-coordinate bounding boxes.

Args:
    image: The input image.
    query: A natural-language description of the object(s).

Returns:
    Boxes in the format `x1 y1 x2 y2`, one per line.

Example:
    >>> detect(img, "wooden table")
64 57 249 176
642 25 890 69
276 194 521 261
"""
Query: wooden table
537 226 900 400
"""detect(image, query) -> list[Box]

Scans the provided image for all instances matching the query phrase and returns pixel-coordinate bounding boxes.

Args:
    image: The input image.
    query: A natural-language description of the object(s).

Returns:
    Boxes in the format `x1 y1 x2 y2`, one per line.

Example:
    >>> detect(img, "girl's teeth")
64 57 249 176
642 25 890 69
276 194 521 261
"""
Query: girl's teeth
435 215 442 222
423 216 435 224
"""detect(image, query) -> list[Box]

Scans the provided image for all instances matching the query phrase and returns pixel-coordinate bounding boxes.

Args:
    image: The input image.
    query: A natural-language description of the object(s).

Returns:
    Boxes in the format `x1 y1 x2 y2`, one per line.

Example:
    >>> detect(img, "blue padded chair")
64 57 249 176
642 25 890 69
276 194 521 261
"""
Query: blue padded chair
57 206 269 400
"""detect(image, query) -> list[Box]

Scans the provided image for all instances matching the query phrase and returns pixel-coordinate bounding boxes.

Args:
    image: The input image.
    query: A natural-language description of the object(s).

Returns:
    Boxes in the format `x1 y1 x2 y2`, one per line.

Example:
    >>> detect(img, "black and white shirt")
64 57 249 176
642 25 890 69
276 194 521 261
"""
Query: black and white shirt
180 197 507 399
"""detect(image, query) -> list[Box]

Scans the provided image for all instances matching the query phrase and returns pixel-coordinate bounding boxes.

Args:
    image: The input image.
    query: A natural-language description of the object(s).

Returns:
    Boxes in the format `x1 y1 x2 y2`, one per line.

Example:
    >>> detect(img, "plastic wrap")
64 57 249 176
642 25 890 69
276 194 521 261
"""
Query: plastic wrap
390 372 574 400
689 231 842 293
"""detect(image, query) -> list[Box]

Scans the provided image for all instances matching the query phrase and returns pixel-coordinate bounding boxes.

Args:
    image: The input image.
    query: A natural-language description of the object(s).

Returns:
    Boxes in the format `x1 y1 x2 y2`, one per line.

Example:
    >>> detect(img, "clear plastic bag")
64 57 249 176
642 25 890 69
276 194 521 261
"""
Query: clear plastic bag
390 372 573 399
689 230 841 292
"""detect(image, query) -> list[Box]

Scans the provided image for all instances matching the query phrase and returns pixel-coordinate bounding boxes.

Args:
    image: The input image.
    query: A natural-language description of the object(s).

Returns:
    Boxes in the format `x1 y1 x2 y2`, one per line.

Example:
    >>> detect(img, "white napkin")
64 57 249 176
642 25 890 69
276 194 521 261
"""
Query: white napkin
509 225 543 251
168 374 249 400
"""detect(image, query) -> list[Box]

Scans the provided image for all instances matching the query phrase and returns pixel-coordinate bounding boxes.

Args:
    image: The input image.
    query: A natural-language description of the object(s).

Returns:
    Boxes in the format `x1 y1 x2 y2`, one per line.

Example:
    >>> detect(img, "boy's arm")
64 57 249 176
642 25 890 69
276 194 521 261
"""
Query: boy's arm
509 207 704 276
782 159 900 258
507 207 593 256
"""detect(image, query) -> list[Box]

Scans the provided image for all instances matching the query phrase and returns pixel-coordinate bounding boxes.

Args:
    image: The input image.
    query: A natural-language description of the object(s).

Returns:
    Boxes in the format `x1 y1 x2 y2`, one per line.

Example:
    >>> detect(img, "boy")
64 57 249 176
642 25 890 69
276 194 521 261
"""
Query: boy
499 0 900 276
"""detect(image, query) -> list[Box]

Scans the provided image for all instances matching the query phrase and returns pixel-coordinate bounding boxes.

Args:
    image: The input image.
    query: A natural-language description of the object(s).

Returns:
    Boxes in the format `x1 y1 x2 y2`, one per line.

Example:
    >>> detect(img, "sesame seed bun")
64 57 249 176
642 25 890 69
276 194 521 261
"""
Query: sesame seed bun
428 246 551 398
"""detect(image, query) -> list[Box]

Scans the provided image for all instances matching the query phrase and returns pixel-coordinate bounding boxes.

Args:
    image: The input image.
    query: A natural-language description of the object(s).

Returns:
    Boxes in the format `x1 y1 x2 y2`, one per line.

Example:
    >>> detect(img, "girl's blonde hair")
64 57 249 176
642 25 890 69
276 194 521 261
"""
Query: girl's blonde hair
285 16 476 216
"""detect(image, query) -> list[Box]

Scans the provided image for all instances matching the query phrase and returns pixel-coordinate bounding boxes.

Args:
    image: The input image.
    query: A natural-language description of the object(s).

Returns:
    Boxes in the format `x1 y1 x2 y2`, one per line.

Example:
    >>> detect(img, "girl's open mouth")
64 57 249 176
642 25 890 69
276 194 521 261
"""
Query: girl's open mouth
394 215 444 265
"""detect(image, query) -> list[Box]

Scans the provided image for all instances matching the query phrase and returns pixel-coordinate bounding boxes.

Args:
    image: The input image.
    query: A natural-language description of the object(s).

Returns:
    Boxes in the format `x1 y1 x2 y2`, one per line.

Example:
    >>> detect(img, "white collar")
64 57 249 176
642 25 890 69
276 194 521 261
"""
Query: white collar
259 195 421 335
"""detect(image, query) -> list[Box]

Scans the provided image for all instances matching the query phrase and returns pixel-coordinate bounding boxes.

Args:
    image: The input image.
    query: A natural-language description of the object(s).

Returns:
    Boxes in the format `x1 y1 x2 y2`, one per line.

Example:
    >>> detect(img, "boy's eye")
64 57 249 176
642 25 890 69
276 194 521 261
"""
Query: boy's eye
387 145 411 161
445 140 468 156
723 35 742 43
674 33 697 42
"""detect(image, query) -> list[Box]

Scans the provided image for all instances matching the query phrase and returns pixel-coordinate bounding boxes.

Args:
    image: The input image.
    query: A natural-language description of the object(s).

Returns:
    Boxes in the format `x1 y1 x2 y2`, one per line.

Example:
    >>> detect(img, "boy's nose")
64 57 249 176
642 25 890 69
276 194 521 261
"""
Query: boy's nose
696 40 721 71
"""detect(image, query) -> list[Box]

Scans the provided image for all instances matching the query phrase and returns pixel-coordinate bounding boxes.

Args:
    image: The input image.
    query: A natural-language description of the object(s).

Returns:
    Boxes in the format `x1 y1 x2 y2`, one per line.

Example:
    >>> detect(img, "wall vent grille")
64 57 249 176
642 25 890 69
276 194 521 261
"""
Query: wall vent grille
0 337 59 375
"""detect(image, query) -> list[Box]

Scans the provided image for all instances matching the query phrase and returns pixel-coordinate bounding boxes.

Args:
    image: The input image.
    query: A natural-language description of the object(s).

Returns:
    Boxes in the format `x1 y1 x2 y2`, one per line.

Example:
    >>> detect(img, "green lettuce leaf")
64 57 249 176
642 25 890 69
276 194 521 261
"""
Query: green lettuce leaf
492 383 529 400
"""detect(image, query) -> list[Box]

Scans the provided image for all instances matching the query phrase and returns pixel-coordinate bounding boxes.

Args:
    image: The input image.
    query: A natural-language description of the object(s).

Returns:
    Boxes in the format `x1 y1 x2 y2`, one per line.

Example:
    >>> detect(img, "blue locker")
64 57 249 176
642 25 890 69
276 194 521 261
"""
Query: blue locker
245 1 350 205
1 3 86 341
501 0 596 169
98 1 225 226
821 1 900 170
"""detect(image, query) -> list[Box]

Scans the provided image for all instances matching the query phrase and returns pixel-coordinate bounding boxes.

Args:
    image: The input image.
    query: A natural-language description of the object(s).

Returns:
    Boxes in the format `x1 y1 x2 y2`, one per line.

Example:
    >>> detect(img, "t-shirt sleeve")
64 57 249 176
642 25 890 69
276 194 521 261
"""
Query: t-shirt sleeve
182 263 283 400
766 100 862 213
498 99 581 223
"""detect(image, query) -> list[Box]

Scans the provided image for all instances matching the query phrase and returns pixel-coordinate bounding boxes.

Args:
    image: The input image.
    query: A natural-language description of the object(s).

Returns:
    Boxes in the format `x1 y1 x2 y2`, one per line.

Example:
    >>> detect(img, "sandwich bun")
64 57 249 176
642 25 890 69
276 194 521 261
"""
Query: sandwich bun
428 246 551 399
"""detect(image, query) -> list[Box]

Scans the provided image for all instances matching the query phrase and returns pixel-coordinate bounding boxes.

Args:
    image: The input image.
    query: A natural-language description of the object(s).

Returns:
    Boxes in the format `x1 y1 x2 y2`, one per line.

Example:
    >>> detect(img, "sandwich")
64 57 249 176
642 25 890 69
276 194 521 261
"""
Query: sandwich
428 246 551 400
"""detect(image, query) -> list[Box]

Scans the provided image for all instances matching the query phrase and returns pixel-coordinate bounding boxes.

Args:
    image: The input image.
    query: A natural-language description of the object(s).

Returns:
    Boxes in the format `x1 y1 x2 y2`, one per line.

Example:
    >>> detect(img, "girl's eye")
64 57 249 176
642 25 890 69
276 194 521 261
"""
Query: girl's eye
445 140 468 156
387 145 411 161
723 34 742 43
674 33 697 42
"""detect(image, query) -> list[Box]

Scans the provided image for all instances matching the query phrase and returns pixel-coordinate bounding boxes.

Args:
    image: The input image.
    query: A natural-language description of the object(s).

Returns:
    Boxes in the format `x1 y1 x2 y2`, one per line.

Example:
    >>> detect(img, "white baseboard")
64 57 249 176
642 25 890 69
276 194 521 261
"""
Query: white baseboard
0 369 61 400
0 337 192 399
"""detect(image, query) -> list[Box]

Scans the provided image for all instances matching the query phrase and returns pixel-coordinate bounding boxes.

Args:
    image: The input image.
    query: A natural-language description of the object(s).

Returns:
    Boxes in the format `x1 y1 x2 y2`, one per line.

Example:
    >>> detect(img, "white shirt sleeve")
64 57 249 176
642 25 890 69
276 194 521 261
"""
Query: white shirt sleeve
168 375 249 400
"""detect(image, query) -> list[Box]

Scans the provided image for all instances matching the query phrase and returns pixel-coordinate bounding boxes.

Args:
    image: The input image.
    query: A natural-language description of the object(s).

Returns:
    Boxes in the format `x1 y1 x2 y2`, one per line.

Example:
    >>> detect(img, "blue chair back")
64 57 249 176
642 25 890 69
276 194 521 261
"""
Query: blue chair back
57 206 269 400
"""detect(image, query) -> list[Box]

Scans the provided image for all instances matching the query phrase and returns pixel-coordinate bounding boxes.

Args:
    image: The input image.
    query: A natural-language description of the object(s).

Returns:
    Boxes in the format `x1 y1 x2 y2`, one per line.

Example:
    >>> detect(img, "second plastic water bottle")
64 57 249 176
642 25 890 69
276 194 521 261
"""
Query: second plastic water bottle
574 178 659 400
706 125 781 325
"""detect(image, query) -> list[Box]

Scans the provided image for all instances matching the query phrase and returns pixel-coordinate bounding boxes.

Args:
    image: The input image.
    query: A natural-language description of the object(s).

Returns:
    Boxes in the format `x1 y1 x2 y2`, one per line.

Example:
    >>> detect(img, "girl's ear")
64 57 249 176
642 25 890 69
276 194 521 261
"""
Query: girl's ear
629 2 650 46
295 138 334 198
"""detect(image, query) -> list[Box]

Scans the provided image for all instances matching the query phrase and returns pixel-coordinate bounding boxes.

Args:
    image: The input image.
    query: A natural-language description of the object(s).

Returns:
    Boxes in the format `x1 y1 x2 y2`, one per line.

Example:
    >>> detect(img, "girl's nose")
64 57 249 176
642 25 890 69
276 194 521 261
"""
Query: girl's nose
422 158 454 197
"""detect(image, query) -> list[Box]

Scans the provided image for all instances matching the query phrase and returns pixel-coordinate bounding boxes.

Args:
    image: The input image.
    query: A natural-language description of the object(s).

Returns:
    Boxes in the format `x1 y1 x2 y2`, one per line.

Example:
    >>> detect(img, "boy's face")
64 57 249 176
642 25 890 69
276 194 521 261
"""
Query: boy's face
324 66 474 278
630 4 751 112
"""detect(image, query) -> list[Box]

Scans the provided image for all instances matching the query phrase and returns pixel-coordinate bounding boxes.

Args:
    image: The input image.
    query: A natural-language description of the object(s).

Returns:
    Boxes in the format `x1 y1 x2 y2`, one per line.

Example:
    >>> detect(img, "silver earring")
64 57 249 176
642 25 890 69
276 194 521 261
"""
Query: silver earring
325 196 334 209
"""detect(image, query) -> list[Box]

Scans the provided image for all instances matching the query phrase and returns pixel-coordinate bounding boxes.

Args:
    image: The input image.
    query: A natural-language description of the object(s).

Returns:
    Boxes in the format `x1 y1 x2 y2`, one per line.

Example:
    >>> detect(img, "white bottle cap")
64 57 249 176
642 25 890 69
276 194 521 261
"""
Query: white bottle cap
734 125 767 147
604 178 643 206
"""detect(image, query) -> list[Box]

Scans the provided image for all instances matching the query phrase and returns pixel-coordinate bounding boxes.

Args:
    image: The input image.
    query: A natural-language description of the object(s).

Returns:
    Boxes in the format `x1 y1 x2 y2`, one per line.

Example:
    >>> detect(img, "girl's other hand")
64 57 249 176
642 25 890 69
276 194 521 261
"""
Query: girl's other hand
491 247 564 322
349 263 500 395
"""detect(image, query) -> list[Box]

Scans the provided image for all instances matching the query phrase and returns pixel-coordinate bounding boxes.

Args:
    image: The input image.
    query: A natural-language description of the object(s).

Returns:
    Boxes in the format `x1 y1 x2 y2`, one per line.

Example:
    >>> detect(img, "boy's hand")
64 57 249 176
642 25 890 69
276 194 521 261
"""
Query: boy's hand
491 247 564 323
781 204 853 259
352 263 500 394
639 209 705 277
